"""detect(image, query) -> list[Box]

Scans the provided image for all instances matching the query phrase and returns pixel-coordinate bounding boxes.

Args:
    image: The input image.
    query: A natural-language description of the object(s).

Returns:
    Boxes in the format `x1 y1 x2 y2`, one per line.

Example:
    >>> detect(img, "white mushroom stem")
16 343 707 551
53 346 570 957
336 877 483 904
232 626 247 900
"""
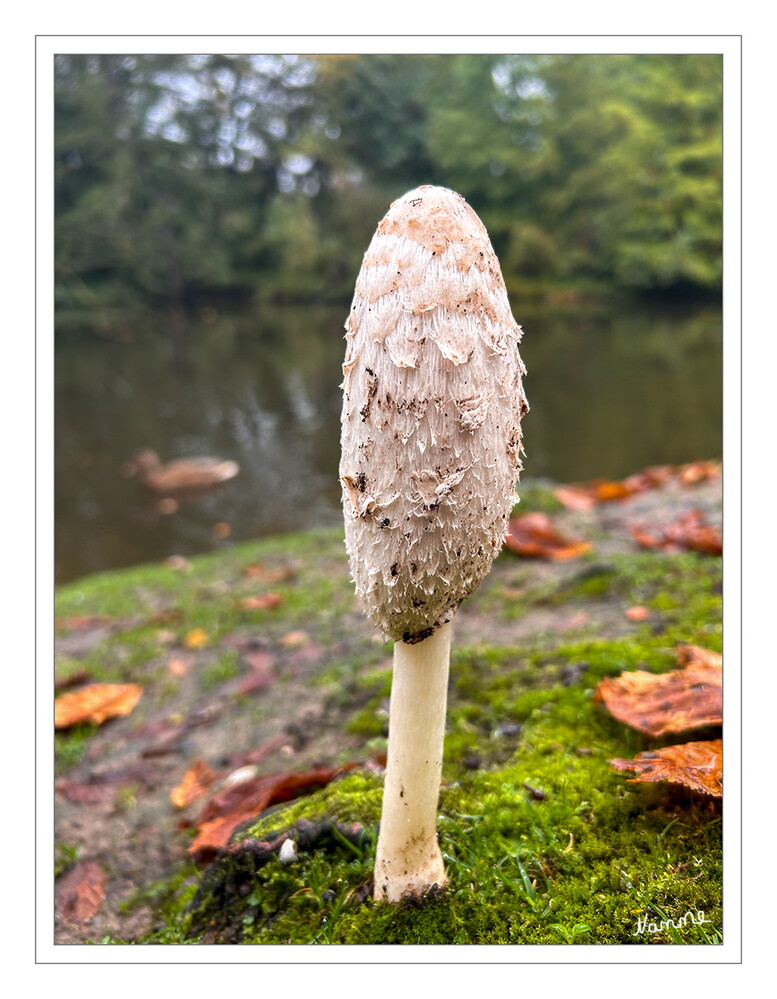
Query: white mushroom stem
374 622 452 902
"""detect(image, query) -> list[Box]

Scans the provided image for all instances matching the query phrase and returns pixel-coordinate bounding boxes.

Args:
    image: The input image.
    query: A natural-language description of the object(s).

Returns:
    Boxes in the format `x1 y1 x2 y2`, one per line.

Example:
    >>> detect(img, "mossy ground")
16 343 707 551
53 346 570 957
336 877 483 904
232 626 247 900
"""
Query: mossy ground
54 477 722 946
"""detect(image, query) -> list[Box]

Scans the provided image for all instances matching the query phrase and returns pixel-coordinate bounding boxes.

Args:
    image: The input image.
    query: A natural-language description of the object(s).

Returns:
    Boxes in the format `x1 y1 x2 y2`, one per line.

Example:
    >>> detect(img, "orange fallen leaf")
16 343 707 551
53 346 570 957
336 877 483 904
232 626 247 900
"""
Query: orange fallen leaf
55 861 106 926
625 605 650 621
242 564 296 584
552 485 597 511
553 461 721 511
591 479 637 502
279 630 310 648
184 628 209 649
504 512 592 561
213 521 232 539
554 478 643 509
594 651 721 737
623 465 676 491
55 683 143 729
630 509 722 556
676 644 722 670
677 460 722 486
170 759 217 808
187 764 357 858
237 593 285 611
610 739 722 797
664 510 722 555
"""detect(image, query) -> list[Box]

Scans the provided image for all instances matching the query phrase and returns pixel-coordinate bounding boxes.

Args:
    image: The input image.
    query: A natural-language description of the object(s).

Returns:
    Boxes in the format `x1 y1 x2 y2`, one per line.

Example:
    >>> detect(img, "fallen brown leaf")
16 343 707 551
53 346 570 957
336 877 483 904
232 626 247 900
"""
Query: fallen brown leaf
553 461 721 511
630 509 722 556
55 861 106 926
55 683 143 729
676 643 722 670
610 739 722 797
237 593 285 611
594 649 721 737
171 759 217 809
505 512 592 561
243 650 274 672
238 652 276 695
552 485 598 511
242 564 296 584
278 630 310 648
187 764 357 858
676 460 722 486
55 780 117 804
553 478 643 510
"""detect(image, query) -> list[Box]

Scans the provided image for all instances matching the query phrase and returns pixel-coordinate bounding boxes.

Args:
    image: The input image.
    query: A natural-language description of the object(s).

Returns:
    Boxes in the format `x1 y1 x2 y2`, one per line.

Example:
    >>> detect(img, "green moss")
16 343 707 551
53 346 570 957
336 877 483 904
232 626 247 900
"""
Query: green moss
184 574 722 945
55 723 98 775
199 650 240 691
56 522 722 946
55 843 80 879
511 481 565 516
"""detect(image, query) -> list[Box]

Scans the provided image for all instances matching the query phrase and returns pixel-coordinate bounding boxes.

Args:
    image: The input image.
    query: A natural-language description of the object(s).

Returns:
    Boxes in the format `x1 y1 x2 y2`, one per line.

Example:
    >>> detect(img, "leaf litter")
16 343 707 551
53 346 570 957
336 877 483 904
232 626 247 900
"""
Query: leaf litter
596 644 722 797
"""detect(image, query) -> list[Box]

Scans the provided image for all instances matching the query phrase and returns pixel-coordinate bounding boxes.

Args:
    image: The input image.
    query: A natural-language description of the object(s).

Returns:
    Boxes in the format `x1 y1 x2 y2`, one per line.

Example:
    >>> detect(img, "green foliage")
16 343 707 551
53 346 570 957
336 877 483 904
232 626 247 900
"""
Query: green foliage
55 52 722 335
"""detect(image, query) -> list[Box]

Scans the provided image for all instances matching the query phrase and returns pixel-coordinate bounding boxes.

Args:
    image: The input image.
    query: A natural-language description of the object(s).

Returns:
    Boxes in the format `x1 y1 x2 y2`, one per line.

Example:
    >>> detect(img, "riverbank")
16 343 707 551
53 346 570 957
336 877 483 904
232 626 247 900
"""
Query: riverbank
54 472 722 946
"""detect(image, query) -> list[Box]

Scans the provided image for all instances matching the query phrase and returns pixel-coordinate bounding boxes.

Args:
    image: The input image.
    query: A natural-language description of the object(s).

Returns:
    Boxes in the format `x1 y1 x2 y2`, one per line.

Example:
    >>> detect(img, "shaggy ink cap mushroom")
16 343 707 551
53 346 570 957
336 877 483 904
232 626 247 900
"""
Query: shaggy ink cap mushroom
340 185 528 902
340 185 528 642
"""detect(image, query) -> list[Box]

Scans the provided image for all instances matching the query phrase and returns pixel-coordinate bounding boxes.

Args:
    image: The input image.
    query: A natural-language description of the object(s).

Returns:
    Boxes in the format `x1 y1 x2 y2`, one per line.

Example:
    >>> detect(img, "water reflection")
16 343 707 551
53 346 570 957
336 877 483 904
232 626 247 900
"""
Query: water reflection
55 300 721 583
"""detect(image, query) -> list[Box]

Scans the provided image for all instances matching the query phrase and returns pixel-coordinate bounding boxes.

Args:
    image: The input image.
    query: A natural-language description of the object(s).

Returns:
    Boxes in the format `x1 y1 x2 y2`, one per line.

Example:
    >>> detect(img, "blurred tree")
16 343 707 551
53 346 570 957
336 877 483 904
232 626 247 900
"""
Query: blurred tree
55 51 722 337
55 54 323 329
474 54 723 292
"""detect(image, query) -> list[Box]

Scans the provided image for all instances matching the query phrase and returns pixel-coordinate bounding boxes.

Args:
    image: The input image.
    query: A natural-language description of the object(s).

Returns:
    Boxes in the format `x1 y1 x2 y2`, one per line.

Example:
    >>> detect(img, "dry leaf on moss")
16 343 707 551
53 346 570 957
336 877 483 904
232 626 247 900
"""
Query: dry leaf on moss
242 564 296 584
237 593 285 611
610 739 722 797
594 647 721 737
676 644 722 670
187 764 357 858
278 630 310 648
630 509 722 556
55 683 143 729
504 512 592 561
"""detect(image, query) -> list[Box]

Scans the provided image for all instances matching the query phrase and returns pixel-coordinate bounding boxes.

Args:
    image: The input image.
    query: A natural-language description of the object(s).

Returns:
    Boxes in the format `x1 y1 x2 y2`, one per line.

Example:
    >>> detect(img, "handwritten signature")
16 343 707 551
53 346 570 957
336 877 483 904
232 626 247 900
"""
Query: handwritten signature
632 910 709 936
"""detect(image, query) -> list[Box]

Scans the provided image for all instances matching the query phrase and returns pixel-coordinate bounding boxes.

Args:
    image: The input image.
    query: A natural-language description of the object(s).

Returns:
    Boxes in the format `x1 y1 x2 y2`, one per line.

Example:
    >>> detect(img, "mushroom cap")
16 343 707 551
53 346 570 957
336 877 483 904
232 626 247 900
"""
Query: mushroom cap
340 185 528 642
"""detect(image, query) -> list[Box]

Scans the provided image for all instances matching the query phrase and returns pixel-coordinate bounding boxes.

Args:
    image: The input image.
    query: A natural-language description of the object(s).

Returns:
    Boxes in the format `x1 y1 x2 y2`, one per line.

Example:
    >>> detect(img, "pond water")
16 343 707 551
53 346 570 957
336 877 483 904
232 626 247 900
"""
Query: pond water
55 298 722 583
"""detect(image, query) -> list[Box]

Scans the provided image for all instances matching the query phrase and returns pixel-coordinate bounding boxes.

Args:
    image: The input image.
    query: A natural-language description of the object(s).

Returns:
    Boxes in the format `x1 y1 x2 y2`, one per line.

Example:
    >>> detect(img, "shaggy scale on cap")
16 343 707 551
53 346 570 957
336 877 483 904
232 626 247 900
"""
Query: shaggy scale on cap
340 185 528 642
